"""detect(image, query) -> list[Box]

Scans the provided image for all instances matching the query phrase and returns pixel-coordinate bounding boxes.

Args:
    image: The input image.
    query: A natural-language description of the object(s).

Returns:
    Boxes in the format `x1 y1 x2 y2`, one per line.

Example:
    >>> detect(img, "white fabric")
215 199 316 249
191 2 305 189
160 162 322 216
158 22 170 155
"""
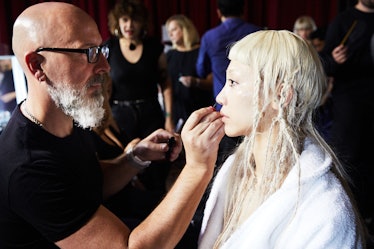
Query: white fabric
199 139 362 249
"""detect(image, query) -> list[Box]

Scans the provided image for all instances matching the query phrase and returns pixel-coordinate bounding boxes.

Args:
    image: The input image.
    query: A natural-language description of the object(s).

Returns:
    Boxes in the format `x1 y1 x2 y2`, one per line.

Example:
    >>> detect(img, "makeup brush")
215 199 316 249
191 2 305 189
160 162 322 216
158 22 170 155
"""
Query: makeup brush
340 20 357 45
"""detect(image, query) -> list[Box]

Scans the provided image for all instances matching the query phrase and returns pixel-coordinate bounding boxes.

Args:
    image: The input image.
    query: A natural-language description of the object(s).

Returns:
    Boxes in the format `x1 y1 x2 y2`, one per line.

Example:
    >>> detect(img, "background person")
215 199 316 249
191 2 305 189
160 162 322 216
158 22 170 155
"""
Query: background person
320 0 374 238
106 0 174 137
106 0 175 201
293 15 317 42
196 0 262 170
165 14 213 127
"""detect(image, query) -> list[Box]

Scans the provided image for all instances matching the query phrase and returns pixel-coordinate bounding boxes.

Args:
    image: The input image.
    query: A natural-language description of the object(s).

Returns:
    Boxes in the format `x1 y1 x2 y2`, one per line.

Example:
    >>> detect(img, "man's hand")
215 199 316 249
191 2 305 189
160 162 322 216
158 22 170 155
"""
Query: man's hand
182 107 225 170
332 44 348 64
132 129 182 162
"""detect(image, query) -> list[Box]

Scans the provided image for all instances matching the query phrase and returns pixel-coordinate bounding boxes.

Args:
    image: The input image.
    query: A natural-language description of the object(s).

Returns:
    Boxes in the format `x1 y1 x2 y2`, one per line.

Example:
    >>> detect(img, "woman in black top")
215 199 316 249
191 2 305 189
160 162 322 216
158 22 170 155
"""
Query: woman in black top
166 14 213 127
105 0 174 214
106 0 174 140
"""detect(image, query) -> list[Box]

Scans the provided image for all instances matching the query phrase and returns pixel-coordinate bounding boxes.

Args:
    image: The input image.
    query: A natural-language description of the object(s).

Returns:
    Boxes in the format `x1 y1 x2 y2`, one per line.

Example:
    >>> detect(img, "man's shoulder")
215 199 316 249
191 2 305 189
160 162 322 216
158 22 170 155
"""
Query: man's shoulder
201 24 224 40
243 22 261 30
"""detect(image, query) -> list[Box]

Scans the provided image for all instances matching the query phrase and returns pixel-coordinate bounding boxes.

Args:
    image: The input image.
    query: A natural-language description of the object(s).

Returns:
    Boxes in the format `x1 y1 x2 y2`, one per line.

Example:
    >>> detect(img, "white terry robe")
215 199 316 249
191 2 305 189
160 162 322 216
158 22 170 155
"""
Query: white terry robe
198 139 362 249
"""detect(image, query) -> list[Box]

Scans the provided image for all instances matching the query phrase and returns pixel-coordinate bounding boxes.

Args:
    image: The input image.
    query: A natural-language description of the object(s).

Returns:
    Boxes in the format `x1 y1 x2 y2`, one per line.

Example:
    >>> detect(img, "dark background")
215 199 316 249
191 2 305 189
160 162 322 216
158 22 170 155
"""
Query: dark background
0 0 357 55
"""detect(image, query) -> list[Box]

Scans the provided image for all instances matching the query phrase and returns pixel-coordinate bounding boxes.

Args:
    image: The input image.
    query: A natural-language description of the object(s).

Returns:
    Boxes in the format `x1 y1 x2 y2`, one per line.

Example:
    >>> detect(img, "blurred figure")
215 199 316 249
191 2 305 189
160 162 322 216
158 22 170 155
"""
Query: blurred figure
92 72 130 160
106 0 174 199
320 0 374 241
106 0 174 139
91 73 163 229
166 14 213 128
293 15 317 42
308 27 334 143
310 28 327 52
196 0 261 169
165 16 215 249
0 43 10 55
0 59 16 113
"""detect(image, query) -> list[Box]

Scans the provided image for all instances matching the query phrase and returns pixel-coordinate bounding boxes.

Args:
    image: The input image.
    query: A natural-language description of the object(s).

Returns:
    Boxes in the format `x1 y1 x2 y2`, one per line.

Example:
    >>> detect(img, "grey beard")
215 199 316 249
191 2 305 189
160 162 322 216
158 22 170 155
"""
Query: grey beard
46 75 105 129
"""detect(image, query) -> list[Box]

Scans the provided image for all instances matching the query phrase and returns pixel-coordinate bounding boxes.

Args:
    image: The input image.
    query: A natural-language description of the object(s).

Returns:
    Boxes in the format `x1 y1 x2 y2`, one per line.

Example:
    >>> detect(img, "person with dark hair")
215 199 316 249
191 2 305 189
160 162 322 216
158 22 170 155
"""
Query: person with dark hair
320 0 374 240
106 0 174 138
196 0 261 181
0 2 225 248
310 28 327 52
197 0 261 104
105 0 175 210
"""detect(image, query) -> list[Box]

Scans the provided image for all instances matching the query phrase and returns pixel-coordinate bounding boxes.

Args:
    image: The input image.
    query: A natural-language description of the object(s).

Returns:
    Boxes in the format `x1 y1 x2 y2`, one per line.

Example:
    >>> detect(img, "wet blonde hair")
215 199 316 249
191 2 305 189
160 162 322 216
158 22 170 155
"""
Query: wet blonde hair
165 14 200 50
214 30 354 248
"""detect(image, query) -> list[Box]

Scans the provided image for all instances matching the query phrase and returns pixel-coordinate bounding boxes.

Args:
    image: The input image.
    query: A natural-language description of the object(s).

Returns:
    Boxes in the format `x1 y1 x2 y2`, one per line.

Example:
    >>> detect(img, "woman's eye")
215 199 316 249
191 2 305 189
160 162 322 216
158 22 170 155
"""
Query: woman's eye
228 79 238 87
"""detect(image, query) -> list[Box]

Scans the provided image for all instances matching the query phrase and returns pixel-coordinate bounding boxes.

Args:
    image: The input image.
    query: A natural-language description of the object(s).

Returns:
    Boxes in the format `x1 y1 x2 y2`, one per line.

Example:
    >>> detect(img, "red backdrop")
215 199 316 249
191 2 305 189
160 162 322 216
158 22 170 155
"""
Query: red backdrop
0 0 340 55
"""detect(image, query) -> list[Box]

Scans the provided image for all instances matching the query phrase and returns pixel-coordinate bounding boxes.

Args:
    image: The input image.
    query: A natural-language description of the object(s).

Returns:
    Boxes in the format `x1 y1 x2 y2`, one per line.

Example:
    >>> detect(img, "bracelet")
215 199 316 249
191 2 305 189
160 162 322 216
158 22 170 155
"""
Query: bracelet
165 112 171 118
126 147 151 170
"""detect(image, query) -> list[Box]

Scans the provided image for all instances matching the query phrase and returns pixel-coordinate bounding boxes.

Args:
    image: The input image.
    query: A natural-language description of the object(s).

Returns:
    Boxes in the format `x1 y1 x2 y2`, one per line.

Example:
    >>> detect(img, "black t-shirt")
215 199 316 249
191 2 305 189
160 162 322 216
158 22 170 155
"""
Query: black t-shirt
0 105 103 249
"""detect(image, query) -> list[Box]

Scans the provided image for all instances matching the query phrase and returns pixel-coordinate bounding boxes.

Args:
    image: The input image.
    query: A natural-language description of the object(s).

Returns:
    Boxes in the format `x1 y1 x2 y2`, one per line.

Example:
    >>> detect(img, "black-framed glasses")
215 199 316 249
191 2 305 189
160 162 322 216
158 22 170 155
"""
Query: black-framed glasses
35 45 109 63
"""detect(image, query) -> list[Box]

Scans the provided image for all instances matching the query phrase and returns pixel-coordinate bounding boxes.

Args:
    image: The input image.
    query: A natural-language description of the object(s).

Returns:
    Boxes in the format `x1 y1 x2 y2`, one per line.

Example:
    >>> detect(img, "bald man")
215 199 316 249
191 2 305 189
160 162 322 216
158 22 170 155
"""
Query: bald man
0 2 224 249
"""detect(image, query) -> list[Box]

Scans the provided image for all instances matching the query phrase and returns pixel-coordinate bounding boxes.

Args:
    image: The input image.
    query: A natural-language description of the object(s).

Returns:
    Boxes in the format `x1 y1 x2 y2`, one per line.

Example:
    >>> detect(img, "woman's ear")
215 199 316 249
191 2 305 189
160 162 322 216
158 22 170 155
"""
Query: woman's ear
25 52 45 81
271 83 293 110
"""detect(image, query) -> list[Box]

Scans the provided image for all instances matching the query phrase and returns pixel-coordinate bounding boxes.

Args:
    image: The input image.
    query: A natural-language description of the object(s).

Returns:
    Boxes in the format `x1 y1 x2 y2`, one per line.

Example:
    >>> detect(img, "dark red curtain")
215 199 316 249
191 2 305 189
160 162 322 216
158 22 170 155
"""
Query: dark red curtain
1 0 342 55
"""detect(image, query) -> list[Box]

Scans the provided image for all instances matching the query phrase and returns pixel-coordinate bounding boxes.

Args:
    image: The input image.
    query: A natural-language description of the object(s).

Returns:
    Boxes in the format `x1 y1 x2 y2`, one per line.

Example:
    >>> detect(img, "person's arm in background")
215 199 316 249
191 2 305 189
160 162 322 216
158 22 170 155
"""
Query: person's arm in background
178 73 213 91
159 52 174 132
320 16 346 76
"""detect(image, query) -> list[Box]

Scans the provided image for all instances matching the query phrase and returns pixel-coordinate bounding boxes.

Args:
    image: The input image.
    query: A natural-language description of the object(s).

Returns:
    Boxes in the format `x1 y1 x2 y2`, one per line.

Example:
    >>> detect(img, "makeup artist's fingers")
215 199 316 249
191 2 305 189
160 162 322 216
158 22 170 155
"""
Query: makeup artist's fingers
134 129 182 161
182 107 225 167
182 106 218 133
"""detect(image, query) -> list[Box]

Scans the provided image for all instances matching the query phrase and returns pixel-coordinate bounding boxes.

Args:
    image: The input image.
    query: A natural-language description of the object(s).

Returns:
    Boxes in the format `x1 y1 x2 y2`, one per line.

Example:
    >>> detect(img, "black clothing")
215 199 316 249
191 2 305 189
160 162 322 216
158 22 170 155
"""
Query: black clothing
91 126 129 160
106 37 162 101
106 36 165 140
166 48 213 125
111 98 165 140
321 7 374 230
106 36 169 194
0 104 102 249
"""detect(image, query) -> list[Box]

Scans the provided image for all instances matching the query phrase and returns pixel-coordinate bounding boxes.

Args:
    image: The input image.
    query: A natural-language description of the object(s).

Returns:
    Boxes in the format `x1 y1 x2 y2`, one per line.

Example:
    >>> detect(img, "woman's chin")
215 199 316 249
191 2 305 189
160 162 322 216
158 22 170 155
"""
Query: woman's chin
224 129 240 138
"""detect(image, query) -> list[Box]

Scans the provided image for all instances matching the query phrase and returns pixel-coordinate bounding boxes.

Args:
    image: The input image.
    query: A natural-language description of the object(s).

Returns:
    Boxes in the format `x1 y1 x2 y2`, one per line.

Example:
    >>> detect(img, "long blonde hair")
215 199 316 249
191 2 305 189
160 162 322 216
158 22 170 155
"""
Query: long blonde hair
165 14 200 50
214 30 354 247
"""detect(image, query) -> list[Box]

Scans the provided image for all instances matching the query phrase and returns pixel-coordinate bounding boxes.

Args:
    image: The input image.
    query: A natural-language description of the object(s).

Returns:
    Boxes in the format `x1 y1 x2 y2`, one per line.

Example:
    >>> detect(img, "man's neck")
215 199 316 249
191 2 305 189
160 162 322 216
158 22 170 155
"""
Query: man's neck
221 16 240 22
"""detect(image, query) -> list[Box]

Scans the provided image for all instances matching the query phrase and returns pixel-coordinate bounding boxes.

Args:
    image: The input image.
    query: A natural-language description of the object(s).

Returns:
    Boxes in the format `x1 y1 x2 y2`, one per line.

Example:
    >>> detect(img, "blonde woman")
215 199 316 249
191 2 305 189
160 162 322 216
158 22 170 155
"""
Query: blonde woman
198 30 365 249
293 15 317 41
165 14 213 126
